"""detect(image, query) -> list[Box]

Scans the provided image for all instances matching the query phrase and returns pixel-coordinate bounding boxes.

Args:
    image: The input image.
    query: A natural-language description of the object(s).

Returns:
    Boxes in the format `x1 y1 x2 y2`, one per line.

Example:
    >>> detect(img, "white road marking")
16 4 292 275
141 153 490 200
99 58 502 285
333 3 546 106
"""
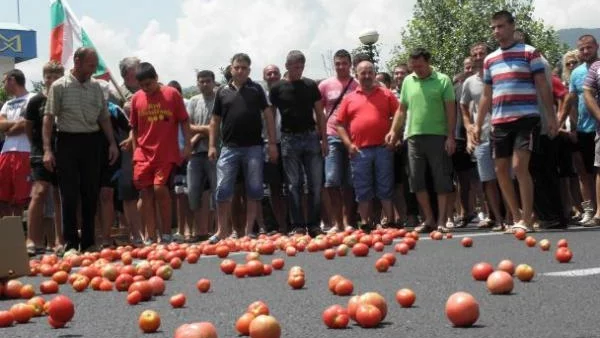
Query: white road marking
541 267 600 277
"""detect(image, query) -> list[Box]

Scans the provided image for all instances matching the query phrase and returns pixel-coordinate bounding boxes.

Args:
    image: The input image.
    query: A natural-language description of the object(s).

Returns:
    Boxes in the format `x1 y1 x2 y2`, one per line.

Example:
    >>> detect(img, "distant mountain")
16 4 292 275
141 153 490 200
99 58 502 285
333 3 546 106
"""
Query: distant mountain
557 28 600 48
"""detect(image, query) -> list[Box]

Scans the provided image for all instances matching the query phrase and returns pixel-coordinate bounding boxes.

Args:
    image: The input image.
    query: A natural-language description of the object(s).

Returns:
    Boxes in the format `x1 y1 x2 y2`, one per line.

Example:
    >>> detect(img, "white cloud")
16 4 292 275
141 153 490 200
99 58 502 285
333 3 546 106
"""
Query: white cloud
14 0 600 89
533 0 600 29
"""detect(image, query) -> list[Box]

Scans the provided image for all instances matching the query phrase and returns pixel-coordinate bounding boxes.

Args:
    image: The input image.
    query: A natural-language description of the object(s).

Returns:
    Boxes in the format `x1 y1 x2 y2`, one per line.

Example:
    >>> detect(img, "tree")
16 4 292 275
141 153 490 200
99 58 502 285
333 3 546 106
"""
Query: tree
31 80 44 94
0 86 8 107
388 0 568 77
352 43 382 71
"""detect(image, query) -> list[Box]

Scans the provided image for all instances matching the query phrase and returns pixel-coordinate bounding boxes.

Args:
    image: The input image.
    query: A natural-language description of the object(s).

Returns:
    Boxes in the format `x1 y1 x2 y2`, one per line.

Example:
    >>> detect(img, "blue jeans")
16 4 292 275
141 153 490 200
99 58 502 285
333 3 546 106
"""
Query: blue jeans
281 131 323 228
324 136 352 188
350 146 394 202
215 145 264 202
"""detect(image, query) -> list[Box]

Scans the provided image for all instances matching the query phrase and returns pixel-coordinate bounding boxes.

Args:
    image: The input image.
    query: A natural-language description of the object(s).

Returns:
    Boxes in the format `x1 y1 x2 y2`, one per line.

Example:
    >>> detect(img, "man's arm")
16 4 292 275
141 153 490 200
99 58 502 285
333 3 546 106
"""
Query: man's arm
207 115 221 161
444 100 457 139
534 72 558 136
180 119 192 159
263 106 278 163
314 100 328 156
584 88 600 121
474 84 493 144
4 120 26 135
98 117 119 165
0 115 15 132
560 92 577 126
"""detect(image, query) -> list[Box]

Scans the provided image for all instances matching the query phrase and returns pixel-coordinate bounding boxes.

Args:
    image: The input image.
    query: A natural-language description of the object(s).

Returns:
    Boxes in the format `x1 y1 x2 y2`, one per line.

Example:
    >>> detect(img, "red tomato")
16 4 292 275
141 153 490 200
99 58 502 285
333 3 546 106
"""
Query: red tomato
99 279 113 291
271 258 284 270
52 271 69 284
128 281 153 301
40 280 59 294
248 300 270 316
10 303 34 323
115 273 134 292
557 239 568 248
216 245 230 258
5 280 23 299
288 275 305 289
148 276 166 296
555 247 573 263
262 264 272 276
246 260 264 277
395 288 416 308
355 303 383 328
48 315 66 329
375 258 390 272
19 284 35 299
515 264 535 282
234 265 248 278
373 242 385 252
220 259 237 274
471 262 494 281
328 275 344 294
47 295 75 323
323 249 336 260
445 292 479 327
497 259 515 276
174 322 218 338
170 293 186 308
196 279 211 293
395 243 409 255
138 310 161 333
236 312 256 335
461 237 473 247
127 290 142 305
351 243 369 257
347 295 361 321
72 276 90 292
382 253 396 266
322 304 350 329
249 315 281 338
486 271 514 294
514 228 526 240
0 310 14 327
334 279 353 296
359 292 388 320
525 236 537 247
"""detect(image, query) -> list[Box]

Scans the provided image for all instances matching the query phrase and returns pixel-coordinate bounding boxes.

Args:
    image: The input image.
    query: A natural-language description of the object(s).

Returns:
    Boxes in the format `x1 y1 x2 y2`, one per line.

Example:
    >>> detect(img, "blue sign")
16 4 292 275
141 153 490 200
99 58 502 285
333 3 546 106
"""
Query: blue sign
0 28 37 63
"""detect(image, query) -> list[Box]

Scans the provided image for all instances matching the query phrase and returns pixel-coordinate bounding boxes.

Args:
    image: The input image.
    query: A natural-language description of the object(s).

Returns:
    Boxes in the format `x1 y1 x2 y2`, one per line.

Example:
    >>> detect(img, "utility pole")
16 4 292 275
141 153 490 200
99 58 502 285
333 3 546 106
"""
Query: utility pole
16 0 21 24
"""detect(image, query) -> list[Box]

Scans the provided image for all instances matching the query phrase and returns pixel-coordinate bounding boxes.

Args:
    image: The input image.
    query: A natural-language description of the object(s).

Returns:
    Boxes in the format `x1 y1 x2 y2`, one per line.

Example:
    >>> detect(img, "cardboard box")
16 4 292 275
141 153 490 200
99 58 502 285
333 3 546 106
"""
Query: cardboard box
0 216 30 280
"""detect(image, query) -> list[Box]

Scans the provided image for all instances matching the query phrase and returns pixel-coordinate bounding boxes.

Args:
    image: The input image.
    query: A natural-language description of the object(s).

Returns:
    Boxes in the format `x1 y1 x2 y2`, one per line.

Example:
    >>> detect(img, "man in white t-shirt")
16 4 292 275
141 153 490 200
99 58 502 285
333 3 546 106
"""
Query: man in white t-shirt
0 69 34 217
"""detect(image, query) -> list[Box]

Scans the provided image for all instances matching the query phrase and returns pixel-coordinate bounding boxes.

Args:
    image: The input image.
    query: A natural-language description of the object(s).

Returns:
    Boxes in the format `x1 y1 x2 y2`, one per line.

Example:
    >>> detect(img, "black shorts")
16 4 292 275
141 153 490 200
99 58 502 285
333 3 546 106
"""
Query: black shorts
393 148 405 185
492 116 540 159
557 132 576 178
452 139 476 172
575 132 595 174
30 161 58 185
264 144 284 188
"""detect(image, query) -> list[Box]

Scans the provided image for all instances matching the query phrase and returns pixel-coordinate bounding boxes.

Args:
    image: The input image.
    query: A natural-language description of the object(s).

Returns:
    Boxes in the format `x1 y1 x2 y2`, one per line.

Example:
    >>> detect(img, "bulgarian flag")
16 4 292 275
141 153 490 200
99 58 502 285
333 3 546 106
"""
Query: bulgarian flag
49 0 110 79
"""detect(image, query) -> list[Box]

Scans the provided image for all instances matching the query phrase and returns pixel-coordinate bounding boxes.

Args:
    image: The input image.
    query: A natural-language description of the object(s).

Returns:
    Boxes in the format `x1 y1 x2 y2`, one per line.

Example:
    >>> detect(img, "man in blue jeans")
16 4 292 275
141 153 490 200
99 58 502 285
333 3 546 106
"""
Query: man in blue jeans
270 50 328 237
337 61 398 228
208 53 278 242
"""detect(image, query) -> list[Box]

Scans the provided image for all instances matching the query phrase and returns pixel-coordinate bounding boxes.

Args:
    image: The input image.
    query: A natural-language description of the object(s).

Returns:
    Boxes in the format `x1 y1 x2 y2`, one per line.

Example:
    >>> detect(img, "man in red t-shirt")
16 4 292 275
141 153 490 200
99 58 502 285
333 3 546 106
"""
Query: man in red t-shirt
336 60 399 228
130 62 191 244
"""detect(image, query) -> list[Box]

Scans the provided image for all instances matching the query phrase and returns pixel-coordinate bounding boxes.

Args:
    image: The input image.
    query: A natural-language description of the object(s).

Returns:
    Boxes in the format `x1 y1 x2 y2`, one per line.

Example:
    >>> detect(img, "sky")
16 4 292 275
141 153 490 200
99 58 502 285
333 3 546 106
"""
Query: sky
1 0 599 88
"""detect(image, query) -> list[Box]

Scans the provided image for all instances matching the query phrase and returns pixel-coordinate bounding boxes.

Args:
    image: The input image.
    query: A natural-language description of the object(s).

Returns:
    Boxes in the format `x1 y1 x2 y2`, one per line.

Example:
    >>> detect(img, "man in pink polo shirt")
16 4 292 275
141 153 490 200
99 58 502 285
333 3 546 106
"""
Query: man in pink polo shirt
319 49 359 233
336 60 399 228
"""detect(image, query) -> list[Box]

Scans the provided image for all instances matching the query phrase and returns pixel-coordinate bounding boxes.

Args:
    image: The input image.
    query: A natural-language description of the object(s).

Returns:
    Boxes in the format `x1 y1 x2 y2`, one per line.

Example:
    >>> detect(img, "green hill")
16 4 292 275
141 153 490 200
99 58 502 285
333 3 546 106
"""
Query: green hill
557 28 600 48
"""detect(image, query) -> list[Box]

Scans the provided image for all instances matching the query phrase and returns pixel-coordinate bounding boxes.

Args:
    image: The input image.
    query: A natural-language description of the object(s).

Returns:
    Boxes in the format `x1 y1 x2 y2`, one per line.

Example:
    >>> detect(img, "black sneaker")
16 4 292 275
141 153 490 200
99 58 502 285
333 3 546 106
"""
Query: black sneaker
288 227 307 236
308 227 324 238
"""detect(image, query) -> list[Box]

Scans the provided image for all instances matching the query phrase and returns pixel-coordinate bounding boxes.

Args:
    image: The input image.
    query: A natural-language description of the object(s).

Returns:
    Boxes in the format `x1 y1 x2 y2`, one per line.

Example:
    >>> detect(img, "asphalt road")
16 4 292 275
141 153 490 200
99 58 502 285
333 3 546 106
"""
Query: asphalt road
2 226 600 338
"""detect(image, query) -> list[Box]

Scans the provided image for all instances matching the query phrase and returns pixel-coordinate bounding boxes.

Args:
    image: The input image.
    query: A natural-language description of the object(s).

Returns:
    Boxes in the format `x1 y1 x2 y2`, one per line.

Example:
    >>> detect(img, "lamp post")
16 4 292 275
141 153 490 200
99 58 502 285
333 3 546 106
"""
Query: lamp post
359 29 380 65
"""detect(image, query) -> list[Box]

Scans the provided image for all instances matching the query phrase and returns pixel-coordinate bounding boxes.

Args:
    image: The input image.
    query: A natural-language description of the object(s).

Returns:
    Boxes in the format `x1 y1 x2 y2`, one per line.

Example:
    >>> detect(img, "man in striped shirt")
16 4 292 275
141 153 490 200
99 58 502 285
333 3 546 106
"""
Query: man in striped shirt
474 10 557 233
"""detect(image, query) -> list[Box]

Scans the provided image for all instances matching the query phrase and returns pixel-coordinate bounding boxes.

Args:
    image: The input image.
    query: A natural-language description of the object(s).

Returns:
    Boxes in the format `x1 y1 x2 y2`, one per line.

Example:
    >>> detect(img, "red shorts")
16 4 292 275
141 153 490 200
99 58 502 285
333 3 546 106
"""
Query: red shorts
133 161 174 190
0 152 32 205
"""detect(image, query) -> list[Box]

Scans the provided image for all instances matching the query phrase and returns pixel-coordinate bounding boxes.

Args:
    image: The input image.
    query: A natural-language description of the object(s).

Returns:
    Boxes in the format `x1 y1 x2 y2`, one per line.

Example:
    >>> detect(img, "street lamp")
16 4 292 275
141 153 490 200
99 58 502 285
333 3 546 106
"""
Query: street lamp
359 29 379 64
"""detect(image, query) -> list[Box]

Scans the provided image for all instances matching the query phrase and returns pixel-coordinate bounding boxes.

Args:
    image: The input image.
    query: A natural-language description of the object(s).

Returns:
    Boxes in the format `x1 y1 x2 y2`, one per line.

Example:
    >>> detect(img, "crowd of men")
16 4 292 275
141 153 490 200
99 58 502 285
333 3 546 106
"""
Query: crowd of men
1 10 600 255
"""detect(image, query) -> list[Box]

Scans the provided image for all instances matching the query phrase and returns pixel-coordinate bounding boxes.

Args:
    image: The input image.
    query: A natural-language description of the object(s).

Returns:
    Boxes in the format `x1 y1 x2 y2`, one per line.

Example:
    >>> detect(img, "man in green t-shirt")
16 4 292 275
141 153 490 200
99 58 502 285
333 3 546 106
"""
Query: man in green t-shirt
386 48 456 233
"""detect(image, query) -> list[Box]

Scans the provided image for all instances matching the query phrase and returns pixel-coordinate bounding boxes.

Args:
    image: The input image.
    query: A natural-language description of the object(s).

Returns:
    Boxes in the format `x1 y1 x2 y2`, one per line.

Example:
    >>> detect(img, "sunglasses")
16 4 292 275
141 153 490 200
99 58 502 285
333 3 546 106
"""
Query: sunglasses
566 61 578 66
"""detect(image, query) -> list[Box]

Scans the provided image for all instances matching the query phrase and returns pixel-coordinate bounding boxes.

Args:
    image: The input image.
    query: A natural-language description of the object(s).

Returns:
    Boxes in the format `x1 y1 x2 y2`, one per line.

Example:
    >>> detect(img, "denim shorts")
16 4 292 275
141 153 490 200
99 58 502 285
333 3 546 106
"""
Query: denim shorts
474 142 496 182
324 136 352 188
350 146 394 202
215 145 264 202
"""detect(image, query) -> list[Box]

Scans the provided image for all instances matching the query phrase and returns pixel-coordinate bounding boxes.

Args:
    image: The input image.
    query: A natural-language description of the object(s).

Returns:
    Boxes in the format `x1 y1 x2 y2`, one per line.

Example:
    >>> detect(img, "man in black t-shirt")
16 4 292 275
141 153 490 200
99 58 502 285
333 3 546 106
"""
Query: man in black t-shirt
269 50 329 237
24 61 65 256
208 53 278 243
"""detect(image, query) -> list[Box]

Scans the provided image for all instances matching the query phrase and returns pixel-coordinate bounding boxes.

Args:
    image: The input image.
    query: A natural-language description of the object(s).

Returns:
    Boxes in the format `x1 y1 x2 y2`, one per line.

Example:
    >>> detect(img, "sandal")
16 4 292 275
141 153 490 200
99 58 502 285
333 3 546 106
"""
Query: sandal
478 219 495 229
438 225 452 233
414 223 435 233
505 221 534 234
491 223 506 232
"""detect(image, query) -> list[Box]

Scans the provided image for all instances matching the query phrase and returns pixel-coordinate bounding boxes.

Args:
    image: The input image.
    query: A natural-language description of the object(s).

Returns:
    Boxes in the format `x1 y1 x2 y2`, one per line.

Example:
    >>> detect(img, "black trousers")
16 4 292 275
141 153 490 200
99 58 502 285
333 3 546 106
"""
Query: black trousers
56 131 102 251
530 134 565 225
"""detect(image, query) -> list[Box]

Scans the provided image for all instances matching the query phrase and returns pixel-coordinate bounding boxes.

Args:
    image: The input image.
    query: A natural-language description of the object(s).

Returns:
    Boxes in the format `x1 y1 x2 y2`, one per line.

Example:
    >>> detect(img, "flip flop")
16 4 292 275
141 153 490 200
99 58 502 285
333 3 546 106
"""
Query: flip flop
208 235 221 244
505 222 533 234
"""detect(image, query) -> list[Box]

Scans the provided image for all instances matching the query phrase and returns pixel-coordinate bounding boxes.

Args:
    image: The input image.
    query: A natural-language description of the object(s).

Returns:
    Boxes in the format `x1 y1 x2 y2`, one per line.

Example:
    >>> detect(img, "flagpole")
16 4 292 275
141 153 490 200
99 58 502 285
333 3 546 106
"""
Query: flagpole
16 0 21 23
59 0 128 110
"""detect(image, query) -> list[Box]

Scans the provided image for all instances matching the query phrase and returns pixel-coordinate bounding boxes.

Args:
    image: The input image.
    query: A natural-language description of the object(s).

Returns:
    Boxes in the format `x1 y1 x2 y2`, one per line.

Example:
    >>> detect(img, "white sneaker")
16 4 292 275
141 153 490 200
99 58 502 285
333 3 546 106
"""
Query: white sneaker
579 210 594 225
